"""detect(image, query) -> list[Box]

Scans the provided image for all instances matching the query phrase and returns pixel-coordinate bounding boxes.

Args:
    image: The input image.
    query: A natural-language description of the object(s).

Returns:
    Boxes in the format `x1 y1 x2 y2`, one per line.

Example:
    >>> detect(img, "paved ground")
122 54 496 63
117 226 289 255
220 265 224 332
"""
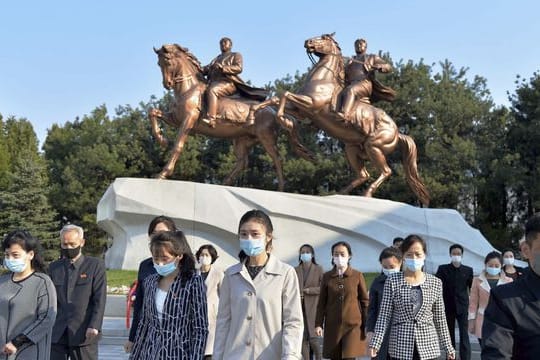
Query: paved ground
99 317 481 360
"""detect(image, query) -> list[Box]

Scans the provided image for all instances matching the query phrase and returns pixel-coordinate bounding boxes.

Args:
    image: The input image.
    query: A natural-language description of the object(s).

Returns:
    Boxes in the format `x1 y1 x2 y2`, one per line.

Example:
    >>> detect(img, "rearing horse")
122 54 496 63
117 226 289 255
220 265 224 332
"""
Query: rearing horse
149 44 312 190
259 34 429 206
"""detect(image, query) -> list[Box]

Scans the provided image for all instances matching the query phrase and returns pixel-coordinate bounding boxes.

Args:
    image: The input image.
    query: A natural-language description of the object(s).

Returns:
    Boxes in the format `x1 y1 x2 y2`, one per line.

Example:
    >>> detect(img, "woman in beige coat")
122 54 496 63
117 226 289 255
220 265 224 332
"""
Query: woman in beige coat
468 251 512 348
213 209 303 360
295 244 324 360
196 244 225 359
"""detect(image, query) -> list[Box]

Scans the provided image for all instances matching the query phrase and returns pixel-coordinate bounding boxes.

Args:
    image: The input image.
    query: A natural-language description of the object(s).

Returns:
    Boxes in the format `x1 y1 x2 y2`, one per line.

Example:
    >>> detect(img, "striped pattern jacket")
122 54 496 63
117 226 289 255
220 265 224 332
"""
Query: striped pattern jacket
130 272 208 359
369 272 455 360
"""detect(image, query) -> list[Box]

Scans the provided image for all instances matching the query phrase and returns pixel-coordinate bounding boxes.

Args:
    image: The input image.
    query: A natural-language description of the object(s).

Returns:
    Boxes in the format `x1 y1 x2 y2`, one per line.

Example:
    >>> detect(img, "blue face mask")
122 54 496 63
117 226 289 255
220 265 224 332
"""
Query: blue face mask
404 258 424 272
239 237 266 257
485 267 501 276
153 260 178 277
300 253 312 263
4 258 28 273
382 268 400 276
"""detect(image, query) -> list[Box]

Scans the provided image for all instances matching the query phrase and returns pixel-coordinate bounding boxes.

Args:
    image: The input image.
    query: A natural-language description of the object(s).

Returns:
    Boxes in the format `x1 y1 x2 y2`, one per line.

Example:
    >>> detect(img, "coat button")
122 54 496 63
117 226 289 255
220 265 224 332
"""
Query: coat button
247 315 253 320
246 340 252 346
247 291 253 296
338 284 344 289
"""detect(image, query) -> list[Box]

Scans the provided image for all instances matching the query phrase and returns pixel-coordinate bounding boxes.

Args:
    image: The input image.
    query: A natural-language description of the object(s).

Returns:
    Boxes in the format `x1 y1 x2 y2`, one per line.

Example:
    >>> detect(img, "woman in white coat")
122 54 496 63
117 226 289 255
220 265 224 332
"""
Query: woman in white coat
196 244 225 359
213 209 304 360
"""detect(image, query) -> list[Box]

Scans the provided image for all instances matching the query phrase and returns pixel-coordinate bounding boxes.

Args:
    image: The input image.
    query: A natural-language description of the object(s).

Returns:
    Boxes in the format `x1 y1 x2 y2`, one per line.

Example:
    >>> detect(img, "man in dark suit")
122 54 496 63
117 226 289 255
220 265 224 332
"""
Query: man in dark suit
482 214 540 359
49 224 107 360
436 244 473 360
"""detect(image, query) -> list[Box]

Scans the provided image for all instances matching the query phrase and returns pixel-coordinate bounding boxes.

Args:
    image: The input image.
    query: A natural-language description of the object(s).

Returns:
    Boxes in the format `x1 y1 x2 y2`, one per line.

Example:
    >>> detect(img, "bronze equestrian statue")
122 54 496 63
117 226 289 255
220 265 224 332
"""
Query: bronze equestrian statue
149 43 312 190
202 37 267 127
256 34 430 206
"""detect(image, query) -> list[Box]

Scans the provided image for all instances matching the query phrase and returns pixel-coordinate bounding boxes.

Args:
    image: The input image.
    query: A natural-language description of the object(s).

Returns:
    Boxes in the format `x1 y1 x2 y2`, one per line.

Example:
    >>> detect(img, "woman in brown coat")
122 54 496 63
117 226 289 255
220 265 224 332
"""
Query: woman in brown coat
315 241 369 360
295 244 324 360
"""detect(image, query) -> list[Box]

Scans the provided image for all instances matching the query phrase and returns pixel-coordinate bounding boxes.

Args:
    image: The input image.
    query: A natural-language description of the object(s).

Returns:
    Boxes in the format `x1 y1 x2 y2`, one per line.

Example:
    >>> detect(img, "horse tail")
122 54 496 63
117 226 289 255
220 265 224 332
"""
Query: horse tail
398 134 430 207
286 122 314 162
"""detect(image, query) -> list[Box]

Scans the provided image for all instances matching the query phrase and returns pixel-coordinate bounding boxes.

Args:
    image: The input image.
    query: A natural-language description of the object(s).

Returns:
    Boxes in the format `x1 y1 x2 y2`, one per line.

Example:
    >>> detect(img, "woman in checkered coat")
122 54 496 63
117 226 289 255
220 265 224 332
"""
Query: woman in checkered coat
369 235 456 360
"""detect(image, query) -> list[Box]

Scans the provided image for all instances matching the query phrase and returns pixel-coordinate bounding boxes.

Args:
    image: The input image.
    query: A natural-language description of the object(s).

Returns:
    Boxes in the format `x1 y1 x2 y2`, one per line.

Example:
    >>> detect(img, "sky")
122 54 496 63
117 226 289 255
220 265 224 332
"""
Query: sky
1 0 539 146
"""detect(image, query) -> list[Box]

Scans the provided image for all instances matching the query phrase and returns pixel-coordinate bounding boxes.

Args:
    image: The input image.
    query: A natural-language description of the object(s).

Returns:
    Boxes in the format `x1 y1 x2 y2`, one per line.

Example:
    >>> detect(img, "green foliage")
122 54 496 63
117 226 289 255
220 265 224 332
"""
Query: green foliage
507 71 540 217
0 151 59 261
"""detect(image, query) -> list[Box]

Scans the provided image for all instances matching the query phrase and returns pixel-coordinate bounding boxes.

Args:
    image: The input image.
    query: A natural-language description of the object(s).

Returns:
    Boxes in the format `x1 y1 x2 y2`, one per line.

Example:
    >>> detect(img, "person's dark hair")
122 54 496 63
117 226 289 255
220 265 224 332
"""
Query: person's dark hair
484 251 502 265
449 244 464 254
150 230 195 284
525 213 540 246
501 248 515 257
401 234 427 255
2 230 47 273
196 244 218 264
237 209 273 261
331 241 352 266
392 237 404 246
379 246 402 263
298 244 318 265
147 215 177 236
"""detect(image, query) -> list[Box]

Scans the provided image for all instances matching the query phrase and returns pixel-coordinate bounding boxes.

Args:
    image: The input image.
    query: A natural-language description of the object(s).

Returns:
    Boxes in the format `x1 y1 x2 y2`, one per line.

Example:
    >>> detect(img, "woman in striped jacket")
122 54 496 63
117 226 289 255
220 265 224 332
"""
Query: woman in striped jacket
130 230 208 359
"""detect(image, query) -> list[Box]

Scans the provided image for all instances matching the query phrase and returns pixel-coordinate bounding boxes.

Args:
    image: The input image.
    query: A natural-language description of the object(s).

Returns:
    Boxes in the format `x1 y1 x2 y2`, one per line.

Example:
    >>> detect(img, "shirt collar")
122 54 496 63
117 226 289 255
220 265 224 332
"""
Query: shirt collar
65 254 85 269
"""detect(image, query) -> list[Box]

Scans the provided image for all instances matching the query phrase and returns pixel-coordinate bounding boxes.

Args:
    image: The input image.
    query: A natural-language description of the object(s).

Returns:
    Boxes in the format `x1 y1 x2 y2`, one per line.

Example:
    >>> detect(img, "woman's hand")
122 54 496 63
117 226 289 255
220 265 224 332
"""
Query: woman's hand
124 340 133 353
314 326 323 337
448 352 456 359
369 347 378 358
2 342 17 355
468 319 475 334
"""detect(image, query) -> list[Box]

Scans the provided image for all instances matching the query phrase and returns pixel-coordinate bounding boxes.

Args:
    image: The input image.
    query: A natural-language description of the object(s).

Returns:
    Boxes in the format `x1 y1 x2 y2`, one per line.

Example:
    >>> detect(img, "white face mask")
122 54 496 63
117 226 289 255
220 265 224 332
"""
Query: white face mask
199 256 212 266
333 256 349 269
451 255 462 264
382 268 400 276
503 257 514 266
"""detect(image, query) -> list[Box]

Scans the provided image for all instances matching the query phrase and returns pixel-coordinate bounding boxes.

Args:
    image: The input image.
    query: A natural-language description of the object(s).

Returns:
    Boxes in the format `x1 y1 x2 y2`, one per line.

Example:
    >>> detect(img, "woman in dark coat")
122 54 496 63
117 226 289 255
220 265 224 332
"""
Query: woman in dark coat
0 230 57 360
315 241 369 360
366 247 402 360
130 230 208 359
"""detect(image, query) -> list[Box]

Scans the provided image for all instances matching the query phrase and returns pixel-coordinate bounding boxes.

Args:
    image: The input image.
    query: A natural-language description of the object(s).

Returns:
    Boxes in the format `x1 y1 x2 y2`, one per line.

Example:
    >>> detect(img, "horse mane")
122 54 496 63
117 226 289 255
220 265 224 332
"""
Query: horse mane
161 44 204 76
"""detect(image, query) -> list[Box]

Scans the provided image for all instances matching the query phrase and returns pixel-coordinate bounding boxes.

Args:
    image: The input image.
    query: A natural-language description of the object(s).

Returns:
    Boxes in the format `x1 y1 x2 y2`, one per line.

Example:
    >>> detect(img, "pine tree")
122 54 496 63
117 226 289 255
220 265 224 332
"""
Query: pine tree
0 155 59 261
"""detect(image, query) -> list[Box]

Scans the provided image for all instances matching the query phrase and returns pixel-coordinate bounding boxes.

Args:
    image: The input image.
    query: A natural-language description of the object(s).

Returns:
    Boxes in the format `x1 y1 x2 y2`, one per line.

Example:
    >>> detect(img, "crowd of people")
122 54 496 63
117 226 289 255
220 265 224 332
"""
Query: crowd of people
1 211 539 360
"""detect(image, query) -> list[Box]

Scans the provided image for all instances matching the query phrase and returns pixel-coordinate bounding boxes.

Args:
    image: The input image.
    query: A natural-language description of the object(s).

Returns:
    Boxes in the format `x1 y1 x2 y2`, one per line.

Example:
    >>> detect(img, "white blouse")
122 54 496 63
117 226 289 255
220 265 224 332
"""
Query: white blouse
155 288 167 321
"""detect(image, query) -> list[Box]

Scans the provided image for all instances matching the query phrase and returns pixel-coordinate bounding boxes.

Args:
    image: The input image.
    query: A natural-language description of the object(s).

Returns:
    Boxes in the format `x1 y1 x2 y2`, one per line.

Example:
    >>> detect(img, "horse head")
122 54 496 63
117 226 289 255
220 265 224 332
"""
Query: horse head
154 44 203 90
304 33 342 58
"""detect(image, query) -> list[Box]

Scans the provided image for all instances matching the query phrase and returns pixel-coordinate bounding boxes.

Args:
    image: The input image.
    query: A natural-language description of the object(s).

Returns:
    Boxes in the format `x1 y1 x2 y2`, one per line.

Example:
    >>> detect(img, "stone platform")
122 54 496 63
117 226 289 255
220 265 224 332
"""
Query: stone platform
97 178 496 273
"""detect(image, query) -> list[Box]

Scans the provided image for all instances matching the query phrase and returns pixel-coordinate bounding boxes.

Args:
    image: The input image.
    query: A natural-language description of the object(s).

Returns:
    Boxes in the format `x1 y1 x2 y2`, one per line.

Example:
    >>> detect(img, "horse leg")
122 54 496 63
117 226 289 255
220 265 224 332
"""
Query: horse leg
258 131 285 191
339 144 370 194
248 96 280 122
149 108 169 148
157 113 197 179
276 91 314 129
363 139 393 198
223 137 257 186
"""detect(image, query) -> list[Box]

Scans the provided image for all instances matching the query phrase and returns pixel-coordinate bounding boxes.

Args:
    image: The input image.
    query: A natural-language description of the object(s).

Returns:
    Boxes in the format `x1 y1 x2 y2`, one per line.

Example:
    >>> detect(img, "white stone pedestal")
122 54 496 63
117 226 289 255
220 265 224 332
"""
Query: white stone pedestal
97 178 495 274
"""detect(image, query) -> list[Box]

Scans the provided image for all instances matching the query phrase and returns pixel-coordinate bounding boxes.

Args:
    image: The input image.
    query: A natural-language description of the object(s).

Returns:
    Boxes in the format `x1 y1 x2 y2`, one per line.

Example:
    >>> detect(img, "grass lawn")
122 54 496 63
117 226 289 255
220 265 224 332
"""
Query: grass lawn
104 269 381 289
106 269 138 288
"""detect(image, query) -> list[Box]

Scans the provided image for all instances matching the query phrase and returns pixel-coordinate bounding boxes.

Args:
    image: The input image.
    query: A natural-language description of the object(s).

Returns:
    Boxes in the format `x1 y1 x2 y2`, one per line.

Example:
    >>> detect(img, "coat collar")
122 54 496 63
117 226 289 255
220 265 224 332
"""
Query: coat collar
330 265 353 277
478 271 511 292
228 254 285 276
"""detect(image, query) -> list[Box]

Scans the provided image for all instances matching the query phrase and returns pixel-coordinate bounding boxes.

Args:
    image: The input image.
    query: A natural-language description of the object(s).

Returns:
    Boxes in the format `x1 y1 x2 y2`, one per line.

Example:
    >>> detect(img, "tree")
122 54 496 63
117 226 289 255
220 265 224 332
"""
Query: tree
0 154 59 261
507 71 540 217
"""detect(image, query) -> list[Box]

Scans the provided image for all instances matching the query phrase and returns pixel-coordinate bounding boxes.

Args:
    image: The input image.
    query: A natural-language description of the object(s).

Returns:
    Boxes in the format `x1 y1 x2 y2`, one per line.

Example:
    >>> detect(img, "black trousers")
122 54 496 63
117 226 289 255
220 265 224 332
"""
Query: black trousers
446 311 471 360
51 343 98 360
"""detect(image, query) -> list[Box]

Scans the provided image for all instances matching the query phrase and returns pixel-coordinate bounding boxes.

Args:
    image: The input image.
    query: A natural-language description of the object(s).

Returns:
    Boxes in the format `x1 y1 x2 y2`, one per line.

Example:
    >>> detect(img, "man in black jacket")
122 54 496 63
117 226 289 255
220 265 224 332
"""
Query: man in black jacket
49 224 107 360
436 244 473 360
482 214 540 359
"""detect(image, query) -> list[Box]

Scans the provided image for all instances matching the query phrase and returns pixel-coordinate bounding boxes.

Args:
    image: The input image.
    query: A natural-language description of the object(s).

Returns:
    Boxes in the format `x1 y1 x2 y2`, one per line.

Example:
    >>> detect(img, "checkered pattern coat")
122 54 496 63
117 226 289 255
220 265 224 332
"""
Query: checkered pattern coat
369 273 455 360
